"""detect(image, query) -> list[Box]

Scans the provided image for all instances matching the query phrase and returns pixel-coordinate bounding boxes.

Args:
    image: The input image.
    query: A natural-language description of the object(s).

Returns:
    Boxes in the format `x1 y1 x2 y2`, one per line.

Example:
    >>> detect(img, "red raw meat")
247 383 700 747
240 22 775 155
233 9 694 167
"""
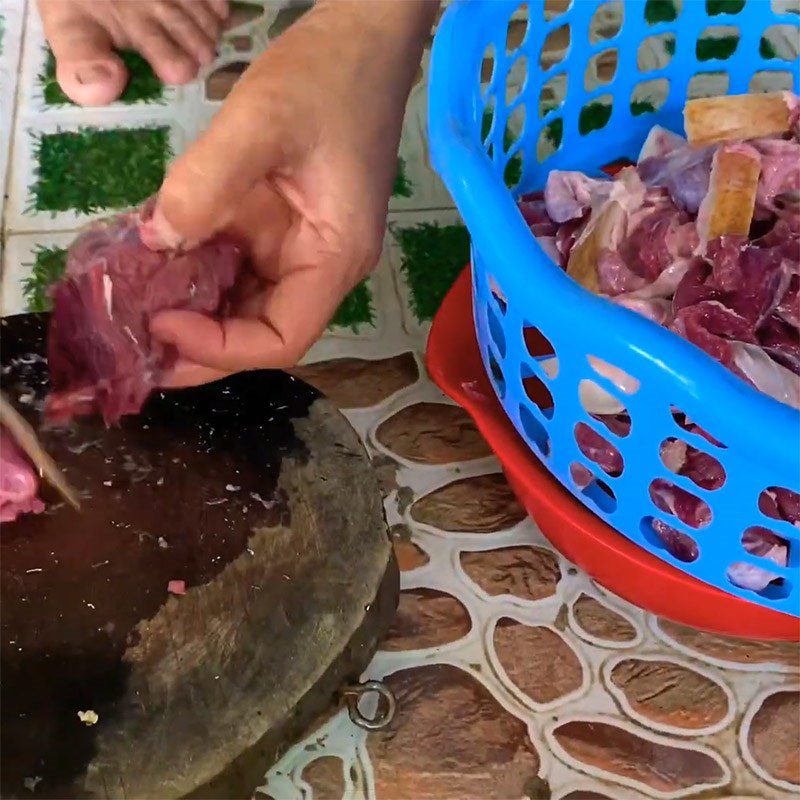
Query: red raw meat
727 526 788 592
574 421 622 477
752 138 800 217
0 426 45 523
46 209 245 425
650 518 699 563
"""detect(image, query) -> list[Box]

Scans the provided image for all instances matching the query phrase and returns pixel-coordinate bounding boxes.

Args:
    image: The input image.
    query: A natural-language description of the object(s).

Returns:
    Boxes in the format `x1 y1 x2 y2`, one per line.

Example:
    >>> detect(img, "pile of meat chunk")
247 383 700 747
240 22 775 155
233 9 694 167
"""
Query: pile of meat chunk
517 92 799 592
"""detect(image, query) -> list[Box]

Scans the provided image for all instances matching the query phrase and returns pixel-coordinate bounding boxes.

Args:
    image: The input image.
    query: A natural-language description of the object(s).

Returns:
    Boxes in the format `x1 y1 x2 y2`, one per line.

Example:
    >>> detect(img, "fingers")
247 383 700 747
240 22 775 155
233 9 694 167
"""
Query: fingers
207 0 230 21
160 359 231 389
39 7 128 106
152 266 347 372
144 79 300 248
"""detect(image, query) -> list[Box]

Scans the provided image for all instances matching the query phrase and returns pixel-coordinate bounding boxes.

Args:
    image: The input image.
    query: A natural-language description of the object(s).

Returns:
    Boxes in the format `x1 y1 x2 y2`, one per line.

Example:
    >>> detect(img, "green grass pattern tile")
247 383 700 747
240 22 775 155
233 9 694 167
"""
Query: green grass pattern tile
22 246 67 312
31 126 171 214
644 0 677 24
330 280 375 331
706 0 745 14
393 157 413 198
40 48 164 106
395 222 470 323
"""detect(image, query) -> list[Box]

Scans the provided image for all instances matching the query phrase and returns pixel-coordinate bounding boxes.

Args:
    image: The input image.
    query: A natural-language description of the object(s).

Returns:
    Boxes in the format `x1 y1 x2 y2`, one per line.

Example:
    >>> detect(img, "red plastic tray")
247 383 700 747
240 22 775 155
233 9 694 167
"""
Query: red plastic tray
426 268 799 641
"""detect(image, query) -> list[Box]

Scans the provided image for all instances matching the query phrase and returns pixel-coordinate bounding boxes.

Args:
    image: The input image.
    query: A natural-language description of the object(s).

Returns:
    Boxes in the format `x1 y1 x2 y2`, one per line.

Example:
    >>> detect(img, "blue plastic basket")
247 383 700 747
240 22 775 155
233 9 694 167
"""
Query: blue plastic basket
429 0 800 616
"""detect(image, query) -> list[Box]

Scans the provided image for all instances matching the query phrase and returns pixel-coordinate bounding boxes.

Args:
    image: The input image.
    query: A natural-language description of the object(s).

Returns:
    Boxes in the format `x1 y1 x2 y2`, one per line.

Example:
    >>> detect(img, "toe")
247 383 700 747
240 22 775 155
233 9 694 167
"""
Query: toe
152 3 217 66
179 0 224 42
39 11 128 106
207 1 230 21
131 20 199 85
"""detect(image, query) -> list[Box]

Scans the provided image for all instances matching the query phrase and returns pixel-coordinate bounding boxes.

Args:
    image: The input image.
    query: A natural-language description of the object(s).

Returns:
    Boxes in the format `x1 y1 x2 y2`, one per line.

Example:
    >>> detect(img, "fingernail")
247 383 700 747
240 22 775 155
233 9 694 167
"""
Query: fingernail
75 63 113 85
139 207 184 251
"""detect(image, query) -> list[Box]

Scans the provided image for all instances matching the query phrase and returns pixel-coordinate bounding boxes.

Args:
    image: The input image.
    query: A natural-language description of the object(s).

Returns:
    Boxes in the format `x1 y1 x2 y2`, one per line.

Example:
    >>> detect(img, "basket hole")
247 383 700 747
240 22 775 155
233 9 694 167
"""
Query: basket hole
481 43 496 88
670 407 726 448
488 351 506 399
579 96 614 135
487 303 507 358
641 517 699 563
544 0 572 21
539 73 567 117
590 1 624 44
591 411 632 438
522 366 555 419
579 379 627 417
523 325 556 361
575 422 624 477
506 56 528 105
649 478 712 529
771 0 800 15
588 356 640 396
585 48 619 91
759 486 800 523
637 33 676 71
749 70 795 93
761 24 800 61
706 0 745 14
631 78 670 115
488 275 508 315
506 9 529 54
540 23 571 69
505 151 524 189
687 71 730 99
537 116 564 161
482 98 497 146
659 438 727 490
572 465 618 513
727 526 790 595
697 26 740 62
504 103 527 151
519 403 551 456
644 0 682 25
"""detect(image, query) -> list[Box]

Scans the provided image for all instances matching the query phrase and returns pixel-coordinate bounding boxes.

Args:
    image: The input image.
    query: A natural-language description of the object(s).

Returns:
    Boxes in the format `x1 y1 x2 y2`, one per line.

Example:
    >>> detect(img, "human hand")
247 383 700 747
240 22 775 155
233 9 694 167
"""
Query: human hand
143 0 437 387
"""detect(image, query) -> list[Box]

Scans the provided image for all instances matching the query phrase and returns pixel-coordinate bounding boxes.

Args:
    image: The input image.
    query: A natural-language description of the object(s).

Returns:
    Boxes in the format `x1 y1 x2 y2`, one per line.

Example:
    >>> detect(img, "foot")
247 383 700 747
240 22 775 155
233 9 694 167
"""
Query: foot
38 0 229 106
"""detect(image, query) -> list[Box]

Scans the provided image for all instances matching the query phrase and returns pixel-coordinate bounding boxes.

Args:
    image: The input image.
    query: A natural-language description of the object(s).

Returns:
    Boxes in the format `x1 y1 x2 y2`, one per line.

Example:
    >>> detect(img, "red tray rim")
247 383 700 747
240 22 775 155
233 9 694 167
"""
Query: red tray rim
426 267 800 642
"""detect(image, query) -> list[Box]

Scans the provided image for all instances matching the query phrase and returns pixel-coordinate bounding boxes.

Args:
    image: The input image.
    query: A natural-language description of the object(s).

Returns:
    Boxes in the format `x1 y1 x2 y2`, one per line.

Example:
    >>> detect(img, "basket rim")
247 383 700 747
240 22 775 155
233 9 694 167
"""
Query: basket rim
427 0 800 472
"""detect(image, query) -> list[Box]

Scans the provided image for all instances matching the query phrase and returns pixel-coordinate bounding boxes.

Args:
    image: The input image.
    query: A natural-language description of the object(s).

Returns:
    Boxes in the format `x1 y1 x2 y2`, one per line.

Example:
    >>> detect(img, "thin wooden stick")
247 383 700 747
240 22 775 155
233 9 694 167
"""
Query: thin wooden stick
0 392 80 511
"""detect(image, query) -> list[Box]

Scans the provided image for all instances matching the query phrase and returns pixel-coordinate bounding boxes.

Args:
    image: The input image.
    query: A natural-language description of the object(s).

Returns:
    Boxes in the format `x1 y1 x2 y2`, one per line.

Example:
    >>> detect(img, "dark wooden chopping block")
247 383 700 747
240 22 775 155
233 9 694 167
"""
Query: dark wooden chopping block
0 314 398 799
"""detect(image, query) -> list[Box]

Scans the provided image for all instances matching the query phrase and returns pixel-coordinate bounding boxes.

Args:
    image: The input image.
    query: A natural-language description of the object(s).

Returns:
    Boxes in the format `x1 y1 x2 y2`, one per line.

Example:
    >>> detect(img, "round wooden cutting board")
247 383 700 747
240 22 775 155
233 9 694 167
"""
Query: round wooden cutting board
0 314 398 800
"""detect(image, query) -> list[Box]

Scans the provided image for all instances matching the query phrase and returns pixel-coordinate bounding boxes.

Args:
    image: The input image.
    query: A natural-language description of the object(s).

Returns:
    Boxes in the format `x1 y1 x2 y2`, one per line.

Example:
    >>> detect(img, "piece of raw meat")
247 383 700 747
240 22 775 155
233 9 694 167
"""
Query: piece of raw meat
727 527 788 592
46 209 245 425
543 171 615 223
0 426 45 523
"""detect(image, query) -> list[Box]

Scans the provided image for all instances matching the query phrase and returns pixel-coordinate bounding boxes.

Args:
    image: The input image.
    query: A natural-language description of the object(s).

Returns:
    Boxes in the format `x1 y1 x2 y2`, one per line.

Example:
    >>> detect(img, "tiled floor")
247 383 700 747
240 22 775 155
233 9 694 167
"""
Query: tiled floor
1 2 798 799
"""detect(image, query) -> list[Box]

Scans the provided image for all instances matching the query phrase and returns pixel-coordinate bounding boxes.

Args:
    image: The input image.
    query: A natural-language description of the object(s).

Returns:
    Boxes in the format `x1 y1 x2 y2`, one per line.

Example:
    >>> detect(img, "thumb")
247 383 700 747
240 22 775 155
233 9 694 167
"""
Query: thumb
143 90 299 249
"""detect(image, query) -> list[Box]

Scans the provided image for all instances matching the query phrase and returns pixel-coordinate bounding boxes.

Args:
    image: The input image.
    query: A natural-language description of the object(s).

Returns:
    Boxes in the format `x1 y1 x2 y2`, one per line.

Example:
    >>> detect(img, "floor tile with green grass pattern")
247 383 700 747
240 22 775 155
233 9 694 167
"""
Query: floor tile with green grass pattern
394 222 470 323
30 126 172 214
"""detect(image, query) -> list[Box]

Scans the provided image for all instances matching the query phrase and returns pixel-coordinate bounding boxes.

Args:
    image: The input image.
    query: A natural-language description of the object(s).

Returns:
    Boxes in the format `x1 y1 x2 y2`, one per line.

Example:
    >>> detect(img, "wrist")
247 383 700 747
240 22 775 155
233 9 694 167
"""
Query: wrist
314 0 438 54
